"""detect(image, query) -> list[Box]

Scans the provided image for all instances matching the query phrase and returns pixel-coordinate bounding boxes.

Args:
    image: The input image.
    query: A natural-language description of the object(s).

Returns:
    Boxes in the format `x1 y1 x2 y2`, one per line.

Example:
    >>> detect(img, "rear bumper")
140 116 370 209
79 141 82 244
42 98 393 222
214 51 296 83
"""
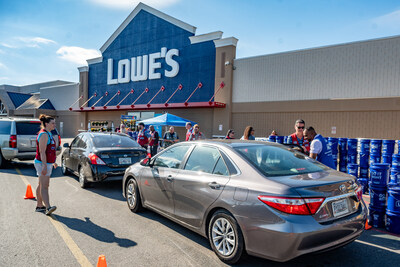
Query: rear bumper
2 147 61 160
238 203 367 262
89 165 126 182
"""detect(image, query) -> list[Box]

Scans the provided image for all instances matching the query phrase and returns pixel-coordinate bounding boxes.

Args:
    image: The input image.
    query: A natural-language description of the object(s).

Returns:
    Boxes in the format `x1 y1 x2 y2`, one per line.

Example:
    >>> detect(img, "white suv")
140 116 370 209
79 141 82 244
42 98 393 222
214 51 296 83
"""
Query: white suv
0 117 61 167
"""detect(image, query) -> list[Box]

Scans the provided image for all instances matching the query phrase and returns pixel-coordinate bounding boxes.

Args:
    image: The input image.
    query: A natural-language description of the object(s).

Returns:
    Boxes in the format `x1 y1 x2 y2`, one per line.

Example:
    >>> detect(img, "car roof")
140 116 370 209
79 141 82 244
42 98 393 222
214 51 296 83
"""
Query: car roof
83 132 130 138
182 139 278 148
0 117 41 122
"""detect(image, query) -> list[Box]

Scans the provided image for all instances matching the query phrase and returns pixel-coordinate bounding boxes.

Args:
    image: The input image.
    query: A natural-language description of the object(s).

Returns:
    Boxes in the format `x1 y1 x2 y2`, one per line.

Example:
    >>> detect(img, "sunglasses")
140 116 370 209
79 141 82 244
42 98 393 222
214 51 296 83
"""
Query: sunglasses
297 126 305 129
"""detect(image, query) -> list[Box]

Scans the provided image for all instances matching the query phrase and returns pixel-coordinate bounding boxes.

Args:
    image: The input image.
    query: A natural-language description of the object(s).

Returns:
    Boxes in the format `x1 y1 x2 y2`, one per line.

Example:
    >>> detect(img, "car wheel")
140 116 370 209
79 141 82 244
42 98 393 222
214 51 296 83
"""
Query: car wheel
126 177 142 213
61 157 69 175
79 167 89 188
208 210 244 264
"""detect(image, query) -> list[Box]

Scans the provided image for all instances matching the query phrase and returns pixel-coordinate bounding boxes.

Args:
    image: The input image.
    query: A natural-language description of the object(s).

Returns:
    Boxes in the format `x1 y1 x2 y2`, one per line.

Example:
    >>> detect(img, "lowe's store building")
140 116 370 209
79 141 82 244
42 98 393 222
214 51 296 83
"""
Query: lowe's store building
3 3 399 140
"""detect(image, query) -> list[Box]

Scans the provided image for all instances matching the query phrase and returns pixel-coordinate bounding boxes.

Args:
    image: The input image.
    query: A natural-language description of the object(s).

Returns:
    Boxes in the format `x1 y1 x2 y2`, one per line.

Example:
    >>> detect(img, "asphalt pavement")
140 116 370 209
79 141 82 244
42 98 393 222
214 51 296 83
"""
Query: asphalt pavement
0 144 399 266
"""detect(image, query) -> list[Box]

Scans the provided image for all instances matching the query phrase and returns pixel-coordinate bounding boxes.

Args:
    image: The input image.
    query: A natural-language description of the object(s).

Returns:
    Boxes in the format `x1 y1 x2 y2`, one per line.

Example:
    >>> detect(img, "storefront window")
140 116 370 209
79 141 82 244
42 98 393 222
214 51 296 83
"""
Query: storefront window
128 111 154 120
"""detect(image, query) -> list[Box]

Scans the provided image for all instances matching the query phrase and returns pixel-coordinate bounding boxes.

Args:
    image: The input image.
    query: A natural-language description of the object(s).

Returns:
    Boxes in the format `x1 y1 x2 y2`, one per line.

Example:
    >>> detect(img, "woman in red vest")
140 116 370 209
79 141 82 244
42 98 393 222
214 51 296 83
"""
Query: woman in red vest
34 114 57 215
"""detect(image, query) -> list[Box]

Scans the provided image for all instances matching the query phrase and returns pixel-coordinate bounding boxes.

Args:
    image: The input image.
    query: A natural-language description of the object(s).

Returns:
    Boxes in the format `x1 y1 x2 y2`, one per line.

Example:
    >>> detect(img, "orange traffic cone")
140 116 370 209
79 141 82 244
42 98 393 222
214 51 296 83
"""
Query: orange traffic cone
365 220 372 230
97 255 107 267
24 184 35 199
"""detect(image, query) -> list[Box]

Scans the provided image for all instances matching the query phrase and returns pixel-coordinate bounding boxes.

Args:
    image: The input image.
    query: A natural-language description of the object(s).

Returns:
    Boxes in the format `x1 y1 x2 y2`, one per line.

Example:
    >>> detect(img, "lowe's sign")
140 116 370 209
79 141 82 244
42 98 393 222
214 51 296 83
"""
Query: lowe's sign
107 47 179 85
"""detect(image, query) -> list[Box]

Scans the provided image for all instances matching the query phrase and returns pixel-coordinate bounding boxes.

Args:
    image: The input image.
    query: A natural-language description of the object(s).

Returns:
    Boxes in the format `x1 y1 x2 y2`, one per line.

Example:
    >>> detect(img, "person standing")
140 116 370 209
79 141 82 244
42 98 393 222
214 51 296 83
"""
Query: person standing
241 126 255 140
304 126 336 169
163 126 180 148
188 124 205 140
137 122 149 150
34 114 58 215
287 119 310 153
185 122 193 141
225 129 235 139
148 125 159 156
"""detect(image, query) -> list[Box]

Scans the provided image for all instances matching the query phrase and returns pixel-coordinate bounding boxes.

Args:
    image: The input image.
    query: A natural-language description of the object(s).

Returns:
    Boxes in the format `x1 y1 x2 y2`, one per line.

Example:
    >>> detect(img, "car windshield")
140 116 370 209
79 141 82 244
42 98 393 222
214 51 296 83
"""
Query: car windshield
92 134 140 148
234 144 329 177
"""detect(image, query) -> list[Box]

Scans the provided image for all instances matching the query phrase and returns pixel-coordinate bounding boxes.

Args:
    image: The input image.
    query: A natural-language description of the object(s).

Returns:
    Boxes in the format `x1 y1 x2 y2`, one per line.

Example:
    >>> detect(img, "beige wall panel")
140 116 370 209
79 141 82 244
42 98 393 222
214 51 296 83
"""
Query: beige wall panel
232 111 400 140
233 36 400 103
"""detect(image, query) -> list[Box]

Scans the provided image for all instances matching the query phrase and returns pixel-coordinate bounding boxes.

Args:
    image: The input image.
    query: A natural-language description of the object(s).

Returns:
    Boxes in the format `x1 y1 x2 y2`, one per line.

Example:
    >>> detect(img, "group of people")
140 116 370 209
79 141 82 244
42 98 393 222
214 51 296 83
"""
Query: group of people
224 119 335 169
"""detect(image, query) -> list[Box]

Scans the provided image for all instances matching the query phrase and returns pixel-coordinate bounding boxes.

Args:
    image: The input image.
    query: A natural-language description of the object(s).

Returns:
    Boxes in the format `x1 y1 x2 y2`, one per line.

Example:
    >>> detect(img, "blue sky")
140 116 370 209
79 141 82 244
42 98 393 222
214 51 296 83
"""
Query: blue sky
1 0 400 86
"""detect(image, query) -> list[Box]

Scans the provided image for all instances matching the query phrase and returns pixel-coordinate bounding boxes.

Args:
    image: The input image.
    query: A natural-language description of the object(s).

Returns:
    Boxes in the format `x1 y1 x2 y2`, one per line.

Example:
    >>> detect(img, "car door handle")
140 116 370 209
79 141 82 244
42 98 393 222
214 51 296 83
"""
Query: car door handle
208 182 221 189
166 175 173 182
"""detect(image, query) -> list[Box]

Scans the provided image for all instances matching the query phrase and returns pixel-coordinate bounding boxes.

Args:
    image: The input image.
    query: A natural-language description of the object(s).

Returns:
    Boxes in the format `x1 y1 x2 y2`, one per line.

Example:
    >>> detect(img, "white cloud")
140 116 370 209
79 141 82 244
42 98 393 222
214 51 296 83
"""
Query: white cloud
87 0 180 9
1 43 16 48
0 62 7 69
56 46 101 65
372 10 400 28
16 37 57 48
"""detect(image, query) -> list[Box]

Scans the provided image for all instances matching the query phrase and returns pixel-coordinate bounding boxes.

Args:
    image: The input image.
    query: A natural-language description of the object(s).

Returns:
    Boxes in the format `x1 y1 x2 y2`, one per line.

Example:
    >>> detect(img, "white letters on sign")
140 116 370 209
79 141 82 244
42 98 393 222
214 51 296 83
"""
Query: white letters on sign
107 47 180 85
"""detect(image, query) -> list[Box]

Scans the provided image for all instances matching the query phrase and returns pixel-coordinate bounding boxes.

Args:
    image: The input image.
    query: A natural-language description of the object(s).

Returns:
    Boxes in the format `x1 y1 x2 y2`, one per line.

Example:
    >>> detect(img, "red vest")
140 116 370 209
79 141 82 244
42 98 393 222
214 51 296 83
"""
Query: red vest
137 130 149 147
35 129 57 164
290 133 310 152
185 128 193 141
149 131 158 146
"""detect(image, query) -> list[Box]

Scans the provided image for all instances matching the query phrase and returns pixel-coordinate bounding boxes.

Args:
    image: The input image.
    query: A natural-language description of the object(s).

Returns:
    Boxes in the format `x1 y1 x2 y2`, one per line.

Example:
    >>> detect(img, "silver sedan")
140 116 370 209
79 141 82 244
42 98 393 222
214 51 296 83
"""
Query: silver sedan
122 140 366 263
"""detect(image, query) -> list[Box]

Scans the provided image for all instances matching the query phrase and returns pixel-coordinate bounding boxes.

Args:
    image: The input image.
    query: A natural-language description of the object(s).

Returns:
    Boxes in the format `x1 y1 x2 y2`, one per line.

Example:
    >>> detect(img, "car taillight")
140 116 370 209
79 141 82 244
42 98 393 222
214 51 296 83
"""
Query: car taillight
356 185 363 201
147 153 152 158
9 135 17 148
58 135 61 147
258 195 325 215
89 153 106 165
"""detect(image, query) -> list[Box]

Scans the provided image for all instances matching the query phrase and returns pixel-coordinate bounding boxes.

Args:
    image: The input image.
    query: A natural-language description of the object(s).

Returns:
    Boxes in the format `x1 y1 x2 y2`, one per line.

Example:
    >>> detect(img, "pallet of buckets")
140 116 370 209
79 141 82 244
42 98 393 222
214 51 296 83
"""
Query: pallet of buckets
328 138 400 234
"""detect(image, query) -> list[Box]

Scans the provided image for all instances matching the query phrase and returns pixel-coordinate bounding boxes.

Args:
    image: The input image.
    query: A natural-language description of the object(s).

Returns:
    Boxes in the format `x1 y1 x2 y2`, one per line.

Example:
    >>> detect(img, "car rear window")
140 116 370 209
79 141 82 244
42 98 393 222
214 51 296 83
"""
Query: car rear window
16 122 41 135
92 134 141 148
234 144 329 177
0 121 11 134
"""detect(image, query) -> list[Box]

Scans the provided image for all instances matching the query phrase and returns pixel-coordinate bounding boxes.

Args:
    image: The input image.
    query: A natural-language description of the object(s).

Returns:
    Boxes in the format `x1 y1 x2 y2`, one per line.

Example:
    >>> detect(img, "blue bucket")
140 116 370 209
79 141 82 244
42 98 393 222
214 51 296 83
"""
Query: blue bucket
347 163 358 178
368 205 386 228
369 183 387 208
392 154 400 167
284 136 288 144
359 153 369 168
370 139 382 154
358 178 369 194
338 138 348 152
387 187 400 214
359 167 369 178
347 154 357 164
275 136 284 144
389 166 400 187
382 154 392 166
360 139 370 154
347 139 358 154
382 140 395 155
386 211 400 234
369 153 381 165
369 163 390 186
339 164 347 173
328 137 339 153
268 135 276 142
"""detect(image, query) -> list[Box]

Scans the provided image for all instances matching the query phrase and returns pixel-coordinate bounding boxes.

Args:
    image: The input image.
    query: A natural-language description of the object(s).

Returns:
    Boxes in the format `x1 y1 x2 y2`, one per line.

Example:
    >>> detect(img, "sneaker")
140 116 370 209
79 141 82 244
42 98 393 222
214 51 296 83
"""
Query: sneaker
45 206 57 215
35 206 46 212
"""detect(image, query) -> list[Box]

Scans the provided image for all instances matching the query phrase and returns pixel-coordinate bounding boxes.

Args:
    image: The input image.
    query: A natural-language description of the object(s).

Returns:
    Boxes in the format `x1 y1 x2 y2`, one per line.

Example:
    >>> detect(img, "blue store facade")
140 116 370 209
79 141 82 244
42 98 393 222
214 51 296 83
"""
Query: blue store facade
75 3 237 137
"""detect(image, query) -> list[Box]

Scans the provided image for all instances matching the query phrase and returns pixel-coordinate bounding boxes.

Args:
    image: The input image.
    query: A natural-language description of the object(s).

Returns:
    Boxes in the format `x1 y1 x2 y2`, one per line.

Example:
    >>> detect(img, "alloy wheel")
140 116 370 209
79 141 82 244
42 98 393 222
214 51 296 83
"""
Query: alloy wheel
211 217 236 256
127 181 136 208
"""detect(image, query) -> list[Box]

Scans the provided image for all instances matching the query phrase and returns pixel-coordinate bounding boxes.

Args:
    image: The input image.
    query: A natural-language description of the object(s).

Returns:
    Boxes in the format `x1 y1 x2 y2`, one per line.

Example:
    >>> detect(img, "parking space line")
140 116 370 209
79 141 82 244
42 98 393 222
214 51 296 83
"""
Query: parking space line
355 239 400 254
15 168 93 267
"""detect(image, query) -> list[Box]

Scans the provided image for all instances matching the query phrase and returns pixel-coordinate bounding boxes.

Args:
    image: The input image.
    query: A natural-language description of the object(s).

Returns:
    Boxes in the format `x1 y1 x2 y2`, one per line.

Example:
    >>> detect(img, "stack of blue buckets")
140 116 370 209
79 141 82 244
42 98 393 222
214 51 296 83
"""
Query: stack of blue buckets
338 138 348 172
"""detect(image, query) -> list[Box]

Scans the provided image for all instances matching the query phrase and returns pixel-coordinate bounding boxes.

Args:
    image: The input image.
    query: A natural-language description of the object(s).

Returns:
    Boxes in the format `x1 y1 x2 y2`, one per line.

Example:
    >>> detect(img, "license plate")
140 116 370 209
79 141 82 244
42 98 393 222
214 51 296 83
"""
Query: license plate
332 199 349 217
31 140 36 148
119 157 131 165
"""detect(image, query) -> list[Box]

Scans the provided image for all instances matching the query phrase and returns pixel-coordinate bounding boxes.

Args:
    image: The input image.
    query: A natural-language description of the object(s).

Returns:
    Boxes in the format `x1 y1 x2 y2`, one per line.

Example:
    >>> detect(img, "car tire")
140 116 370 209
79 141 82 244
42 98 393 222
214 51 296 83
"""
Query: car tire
0 152 5 168
208 210 244 264
126 177 142 213
79 167 89 188
61 157 70 175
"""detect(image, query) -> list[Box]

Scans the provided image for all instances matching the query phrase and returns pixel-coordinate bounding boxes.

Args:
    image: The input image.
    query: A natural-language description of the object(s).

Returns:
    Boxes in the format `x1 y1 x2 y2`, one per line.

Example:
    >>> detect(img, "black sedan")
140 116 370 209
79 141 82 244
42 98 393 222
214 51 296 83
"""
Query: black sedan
62 132 147 188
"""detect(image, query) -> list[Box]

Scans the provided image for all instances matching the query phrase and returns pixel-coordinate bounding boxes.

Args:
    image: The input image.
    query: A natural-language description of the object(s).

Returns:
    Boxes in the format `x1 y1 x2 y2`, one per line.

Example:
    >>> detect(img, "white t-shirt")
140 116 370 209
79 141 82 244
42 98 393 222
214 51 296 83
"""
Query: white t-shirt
310 139 322 154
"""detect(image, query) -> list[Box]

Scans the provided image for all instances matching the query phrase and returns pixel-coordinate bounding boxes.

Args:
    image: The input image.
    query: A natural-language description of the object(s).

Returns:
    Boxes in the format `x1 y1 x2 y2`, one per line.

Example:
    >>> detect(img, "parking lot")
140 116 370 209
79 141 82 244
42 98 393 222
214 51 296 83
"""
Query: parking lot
1 139 399 267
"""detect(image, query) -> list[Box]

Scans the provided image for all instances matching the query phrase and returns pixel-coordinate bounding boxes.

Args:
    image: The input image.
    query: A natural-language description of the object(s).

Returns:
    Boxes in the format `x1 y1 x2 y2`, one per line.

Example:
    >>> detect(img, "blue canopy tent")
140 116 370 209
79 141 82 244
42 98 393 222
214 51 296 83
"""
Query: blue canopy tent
139 113 196 127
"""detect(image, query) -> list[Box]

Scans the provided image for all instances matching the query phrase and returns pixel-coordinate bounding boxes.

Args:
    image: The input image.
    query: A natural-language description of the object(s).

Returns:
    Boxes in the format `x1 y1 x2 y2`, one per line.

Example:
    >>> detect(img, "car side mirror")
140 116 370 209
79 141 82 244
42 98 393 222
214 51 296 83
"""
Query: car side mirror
140 157 151 166
63 143 69 148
